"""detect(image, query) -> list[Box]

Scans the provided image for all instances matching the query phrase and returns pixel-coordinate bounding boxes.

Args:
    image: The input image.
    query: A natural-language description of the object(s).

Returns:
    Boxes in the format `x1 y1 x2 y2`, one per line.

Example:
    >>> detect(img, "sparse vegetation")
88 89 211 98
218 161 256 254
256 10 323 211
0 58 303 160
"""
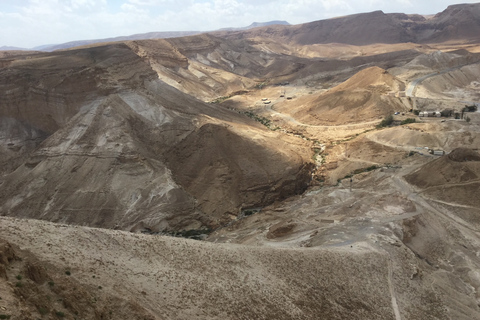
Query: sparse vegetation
0 314 11 319
376 115 394 128
38 307 49 315
255 81 267 89
210 96 230 104
338 165 378 183
242 111 279 130
16 274 22 280
464 105 478 112
466 116 471 122
241 208 261 217
401 118 416 125
210 90 248 104
353 165 378 174
48 281 55 286
65 270 71 276
55 311 65 318
15 281 23 287
161 228 212 240
311 147 321 158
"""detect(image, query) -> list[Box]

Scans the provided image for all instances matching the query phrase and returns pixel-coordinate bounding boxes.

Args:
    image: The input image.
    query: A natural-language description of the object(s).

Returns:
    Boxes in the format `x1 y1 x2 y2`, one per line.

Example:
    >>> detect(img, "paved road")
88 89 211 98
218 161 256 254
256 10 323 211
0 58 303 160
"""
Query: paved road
406 61 480 98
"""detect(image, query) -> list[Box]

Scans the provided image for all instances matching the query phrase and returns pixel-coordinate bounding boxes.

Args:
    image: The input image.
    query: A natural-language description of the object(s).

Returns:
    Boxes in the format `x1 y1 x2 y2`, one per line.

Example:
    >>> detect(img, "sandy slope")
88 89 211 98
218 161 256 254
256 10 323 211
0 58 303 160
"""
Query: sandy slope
1 217 400 320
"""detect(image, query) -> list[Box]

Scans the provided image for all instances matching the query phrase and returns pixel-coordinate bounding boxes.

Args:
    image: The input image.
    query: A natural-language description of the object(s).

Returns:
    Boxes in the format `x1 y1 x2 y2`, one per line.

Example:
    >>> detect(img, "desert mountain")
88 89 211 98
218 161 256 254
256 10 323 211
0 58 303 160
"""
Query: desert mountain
2 3 480 319
28 21 289 52
218 3 480 46
5 3 479 55
0 46 27 51
0 40 314 232
38 31 202 52
219 20 290 31
426 3 480 43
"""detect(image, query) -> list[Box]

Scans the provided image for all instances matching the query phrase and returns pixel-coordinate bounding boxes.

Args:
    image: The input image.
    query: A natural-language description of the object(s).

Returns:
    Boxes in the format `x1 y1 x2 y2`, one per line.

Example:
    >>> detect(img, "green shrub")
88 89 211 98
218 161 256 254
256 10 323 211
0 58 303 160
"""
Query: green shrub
15 281 23 288
401 118 416 125
255 82 267 89
38 307 48 315
55 311 65 318
16 275 22 280
48 281 54 286
242 111 276 129
377 115 394 128
0 314 11 319
65 270 71 276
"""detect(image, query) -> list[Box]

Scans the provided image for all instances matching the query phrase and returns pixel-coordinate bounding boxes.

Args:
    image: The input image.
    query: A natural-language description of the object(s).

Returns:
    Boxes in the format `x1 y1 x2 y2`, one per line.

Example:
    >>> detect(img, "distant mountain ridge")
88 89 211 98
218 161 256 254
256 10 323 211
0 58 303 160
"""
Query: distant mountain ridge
1 21 290 52
37 31 202 52
219 20 290 31
218 3 480 46
3 3 480 52
0 45 27 51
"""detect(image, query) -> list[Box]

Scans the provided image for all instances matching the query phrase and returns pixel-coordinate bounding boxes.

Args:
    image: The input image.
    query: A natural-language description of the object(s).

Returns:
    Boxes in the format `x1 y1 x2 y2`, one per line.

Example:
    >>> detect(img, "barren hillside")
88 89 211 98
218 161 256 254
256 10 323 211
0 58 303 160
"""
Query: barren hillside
274 67 407 125
2 3 480 319
0 216 449 320
217 3 480 46
0 41 314 232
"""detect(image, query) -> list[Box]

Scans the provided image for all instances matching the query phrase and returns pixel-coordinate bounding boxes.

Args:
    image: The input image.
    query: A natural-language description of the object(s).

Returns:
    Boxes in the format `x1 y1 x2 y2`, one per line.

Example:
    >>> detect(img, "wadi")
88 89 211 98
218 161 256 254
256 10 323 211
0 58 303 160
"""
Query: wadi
1 3 480 319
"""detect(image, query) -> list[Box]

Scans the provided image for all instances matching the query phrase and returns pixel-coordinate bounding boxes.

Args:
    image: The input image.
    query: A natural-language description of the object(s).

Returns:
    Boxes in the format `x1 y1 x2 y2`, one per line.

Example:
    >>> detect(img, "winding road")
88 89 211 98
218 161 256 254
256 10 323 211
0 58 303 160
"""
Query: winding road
406 61 480 98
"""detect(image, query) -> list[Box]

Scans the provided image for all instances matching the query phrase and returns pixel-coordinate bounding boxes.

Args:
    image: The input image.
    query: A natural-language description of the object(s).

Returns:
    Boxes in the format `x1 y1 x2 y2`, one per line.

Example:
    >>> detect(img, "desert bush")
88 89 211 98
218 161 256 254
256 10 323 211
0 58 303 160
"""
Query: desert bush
38 307 48 315
377 115 393 128
401 118 416 125
55 311 65 318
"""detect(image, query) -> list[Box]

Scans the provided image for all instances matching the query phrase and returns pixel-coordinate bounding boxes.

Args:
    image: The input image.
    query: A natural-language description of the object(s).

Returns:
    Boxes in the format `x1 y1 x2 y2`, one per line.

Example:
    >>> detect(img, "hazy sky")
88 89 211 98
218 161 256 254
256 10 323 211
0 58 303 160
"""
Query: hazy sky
1 0 479 48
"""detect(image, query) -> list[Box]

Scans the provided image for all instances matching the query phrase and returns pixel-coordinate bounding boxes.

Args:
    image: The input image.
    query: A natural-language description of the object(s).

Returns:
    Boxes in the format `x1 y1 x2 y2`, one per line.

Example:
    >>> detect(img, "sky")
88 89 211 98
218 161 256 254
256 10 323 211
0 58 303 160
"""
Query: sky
1 0 479 48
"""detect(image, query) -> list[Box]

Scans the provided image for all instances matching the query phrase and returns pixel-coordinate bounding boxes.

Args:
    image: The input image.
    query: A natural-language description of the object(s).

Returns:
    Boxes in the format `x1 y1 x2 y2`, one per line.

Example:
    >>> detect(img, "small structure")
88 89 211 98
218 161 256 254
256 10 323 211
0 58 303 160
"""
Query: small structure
429 149 445 156
419 111 442 117
263 100 271 104
396 91 406 98
261 98 268 101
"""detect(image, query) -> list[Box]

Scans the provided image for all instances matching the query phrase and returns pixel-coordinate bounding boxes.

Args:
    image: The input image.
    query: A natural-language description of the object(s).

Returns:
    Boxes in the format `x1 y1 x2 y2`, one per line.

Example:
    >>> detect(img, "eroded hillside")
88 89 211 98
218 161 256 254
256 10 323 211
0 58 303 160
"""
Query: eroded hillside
2 3 480 319
0 41 315 232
